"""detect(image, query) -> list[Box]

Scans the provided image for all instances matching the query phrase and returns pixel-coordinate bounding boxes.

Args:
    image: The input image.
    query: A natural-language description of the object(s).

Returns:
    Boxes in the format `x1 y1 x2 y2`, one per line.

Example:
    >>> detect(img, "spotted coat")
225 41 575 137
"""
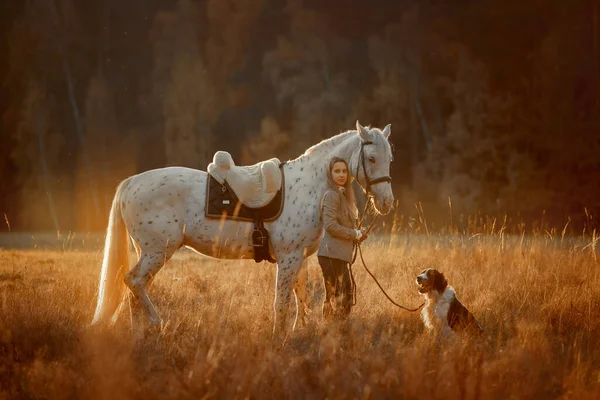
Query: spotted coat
91 122 394 337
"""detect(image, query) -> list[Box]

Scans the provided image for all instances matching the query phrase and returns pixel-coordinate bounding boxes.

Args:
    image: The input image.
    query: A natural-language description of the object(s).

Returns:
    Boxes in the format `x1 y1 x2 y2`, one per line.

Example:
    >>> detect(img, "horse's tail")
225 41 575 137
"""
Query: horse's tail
91 177 132 325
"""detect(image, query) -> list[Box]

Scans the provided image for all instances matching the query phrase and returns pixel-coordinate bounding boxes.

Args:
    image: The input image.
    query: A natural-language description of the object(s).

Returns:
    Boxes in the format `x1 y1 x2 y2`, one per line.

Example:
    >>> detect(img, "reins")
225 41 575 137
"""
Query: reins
343 136 423 312
349 196 424 313
354 241 424 312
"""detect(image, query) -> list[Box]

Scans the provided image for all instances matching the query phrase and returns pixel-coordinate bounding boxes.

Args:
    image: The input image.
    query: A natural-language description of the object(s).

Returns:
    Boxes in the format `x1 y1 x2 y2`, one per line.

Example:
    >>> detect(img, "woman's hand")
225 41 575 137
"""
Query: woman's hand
355 229 368 243
359 228 368 243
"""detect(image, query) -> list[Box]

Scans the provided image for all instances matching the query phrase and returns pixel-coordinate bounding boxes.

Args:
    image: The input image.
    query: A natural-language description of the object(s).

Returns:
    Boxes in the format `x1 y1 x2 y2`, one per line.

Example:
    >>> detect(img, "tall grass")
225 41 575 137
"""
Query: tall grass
1 228 599 399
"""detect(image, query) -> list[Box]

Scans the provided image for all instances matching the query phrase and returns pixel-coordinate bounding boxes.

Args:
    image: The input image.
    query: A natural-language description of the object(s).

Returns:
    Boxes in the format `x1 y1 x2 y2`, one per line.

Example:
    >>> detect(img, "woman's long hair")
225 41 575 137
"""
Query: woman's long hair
326 157 358 222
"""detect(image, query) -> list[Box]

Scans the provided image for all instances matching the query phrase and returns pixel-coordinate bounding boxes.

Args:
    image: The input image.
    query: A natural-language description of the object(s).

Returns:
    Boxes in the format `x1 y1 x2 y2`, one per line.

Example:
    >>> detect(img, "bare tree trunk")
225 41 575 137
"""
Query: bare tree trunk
49 0 101 218
594 0 599 112
405 55 431 152
408 89 419 173
414 99 431 151
35 106 60 232
97 0 117 210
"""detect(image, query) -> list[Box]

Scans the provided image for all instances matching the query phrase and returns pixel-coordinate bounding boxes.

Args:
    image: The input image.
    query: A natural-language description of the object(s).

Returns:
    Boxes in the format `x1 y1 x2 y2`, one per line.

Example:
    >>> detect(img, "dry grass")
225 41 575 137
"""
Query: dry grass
1 232 600 399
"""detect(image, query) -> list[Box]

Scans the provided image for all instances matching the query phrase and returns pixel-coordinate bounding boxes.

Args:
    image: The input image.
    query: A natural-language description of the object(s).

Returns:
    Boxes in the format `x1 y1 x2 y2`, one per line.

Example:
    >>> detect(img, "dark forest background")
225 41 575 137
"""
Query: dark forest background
1 0 599 233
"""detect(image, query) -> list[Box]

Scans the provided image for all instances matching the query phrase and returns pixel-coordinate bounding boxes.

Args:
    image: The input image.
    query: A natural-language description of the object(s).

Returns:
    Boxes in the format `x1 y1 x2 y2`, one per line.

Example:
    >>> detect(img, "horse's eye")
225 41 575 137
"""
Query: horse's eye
368 156 375 163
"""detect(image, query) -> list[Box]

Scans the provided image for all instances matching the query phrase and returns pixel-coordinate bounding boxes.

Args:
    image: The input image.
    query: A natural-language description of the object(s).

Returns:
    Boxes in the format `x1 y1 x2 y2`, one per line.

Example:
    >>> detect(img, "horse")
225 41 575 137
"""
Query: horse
91 121 394 337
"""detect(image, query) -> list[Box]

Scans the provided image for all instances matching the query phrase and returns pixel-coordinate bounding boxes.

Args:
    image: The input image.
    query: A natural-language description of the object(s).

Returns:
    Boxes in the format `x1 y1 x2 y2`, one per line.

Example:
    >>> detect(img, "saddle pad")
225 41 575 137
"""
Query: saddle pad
205 170 285 222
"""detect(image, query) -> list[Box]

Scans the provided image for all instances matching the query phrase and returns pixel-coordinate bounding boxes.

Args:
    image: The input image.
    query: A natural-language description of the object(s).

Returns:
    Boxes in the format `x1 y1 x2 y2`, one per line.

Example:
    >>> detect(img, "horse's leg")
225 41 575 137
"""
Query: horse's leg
128 291 146 340
273 250 304 339
293 257 310 329
126 244 144 339
125 245 178 333
129 271 163 339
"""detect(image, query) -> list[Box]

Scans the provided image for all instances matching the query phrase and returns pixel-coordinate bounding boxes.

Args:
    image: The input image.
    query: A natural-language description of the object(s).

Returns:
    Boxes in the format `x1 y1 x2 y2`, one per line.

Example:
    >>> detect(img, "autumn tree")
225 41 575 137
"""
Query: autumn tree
11 81 64 231
150 0 212 168
412 44 520 215
240 116 291 164
515 2 600 221
5 0 76 230
151 0 266 169
263 0 357 154
359 6 441 186
74 72 129 231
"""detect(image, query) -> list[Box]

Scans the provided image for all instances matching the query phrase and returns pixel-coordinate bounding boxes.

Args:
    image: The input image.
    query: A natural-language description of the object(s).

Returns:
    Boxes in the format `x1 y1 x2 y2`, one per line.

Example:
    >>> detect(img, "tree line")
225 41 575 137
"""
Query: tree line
0 0 598 233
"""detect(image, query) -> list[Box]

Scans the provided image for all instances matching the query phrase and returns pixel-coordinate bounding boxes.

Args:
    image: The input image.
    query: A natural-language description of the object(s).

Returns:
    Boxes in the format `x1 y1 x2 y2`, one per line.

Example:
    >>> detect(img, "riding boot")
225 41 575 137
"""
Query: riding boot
318 256 340 321
331 261 353 320
338 263 354 316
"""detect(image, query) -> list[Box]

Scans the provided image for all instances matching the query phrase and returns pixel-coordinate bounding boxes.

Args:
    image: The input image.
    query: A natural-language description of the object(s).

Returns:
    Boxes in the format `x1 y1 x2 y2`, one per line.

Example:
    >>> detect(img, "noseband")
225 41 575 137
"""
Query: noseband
356 140 392 195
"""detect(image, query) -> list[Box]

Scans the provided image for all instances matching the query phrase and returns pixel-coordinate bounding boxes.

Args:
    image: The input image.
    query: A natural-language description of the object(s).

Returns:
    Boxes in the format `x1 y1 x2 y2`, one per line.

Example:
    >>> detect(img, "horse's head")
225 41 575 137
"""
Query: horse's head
353 121 394 215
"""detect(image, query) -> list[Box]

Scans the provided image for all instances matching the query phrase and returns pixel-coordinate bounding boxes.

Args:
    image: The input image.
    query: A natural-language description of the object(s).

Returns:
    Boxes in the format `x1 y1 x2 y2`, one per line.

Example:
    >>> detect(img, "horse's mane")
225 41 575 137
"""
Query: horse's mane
304 130 357 155
289 126 392 164
287 130 357 165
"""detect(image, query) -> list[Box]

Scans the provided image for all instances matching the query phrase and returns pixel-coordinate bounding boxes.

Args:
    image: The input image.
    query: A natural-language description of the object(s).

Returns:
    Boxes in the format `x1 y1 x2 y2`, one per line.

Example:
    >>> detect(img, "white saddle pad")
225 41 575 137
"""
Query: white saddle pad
207 151 282 208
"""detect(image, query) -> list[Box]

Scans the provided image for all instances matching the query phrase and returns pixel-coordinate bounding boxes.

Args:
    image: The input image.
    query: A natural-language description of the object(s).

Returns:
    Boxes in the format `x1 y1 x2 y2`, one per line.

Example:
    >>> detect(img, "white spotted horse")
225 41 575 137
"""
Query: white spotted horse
91 121 394 337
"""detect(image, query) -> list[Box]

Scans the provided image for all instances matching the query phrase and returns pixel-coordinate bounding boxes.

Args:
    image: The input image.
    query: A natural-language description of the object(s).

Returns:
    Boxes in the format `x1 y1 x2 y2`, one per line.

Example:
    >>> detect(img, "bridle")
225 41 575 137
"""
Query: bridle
353 138 393 227
355 139 392 196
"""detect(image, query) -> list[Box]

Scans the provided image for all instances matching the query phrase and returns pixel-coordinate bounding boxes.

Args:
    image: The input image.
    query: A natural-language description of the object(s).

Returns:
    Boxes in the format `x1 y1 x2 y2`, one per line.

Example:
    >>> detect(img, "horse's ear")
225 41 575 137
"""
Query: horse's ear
356 121 370 141
382 124 391 138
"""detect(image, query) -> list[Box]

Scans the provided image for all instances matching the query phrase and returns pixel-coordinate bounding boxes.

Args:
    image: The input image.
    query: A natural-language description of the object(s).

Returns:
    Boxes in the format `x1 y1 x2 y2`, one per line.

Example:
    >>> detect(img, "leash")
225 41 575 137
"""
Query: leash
355 242 424 312
348 198 425 312
344 136 421 311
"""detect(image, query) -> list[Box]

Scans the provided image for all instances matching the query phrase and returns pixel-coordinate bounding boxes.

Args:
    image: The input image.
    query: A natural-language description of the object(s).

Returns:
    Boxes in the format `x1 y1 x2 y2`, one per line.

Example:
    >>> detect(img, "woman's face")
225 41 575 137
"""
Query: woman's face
331 161 348 187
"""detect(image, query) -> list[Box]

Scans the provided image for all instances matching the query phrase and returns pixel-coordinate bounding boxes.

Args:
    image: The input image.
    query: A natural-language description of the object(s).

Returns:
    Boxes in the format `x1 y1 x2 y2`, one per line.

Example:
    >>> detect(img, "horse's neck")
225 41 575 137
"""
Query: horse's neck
306 131 360 173
288 132 360 200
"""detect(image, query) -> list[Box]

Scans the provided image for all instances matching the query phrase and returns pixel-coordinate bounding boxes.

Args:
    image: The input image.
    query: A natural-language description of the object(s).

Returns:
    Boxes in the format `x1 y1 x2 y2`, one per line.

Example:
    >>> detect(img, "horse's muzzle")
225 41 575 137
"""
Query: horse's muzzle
374 197 394 215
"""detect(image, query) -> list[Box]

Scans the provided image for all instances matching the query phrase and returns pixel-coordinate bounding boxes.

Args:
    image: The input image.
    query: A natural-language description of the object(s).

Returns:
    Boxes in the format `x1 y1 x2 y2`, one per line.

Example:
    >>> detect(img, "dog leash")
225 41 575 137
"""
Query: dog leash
355 242 424 312
349 199 425 312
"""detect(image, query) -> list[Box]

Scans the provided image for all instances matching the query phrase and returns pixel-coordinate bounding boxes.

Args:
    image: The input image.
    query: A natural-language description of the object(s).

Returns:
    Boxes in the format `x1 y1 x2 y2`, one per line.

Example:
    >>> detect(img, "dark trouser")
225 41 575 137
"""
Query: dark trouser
318 256 353 320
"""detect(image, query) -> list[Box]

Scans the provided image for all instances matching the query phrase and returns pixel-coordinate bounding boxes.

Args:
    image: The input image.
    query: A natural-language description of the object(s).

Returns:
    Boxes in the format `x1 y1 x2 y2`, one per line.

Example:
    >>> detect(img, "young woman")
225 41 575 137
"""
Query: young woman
318 157 368 320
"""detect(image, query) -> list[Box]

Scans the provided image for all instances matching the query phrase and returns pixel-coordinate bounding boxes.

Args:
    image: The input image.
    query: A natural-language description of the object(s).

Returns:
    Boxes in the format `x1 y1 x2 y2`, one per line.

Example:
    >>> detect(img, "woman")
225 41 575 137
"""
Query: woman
318 157 367 320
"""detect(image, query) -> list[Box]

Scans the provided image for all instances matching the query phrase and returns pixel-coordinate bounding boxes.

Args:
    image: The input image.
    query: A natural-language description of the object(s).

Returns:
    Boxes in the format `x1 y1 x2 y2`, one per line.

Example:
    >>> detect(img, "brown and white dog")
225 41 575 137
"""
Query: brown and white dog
416 268 483 338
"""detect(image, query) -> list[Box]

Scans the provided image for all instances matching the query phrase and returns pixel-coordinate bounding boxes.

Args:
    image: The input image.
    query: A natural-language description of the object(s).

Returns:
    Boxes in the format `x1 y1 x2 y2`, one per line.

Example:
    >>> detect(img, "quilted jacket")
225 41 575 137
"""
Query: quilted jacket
318 188 358 263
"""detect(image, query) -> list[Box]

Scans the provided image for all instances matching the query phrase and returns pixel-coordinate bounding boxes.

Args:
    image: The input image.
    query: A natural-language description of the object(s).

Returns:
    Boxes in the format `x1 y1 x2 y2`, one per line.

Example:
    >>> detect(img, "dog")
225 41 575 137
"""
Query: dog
416 268 483 338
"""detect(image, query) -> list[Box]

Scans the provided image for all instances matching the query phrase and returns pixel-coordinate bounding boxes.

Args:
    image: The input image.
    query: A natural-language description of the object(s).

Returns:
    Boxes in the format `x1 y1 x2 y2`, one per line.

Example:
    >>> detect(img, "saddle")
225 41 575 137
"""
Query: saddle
205 151 286 264
207 151 282 208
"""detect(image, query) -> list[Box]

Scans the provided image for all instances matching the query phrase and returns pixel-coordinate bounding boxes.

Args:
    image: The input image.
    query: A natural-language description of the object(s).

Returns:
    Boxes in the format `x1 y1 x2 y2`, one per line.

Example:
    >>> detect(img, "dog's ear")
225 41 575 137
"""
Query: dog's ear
434 271 448 292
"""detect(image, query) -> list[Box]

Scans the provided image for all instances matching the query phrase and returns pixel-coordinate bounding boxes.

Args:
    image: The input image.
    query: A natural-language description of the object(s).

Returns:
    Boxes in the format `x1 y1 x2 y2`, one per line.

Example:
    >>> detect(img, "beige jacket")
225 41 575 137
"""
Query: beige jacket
318 189 358 263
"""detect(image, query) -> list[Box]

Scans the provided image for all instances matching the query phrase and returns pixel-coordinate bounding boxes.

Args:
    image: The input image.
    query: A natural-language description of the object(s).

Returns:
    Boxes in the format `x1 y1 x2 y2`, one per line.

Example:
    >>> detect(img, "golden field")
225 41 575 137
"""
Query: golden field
0 230 599 399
